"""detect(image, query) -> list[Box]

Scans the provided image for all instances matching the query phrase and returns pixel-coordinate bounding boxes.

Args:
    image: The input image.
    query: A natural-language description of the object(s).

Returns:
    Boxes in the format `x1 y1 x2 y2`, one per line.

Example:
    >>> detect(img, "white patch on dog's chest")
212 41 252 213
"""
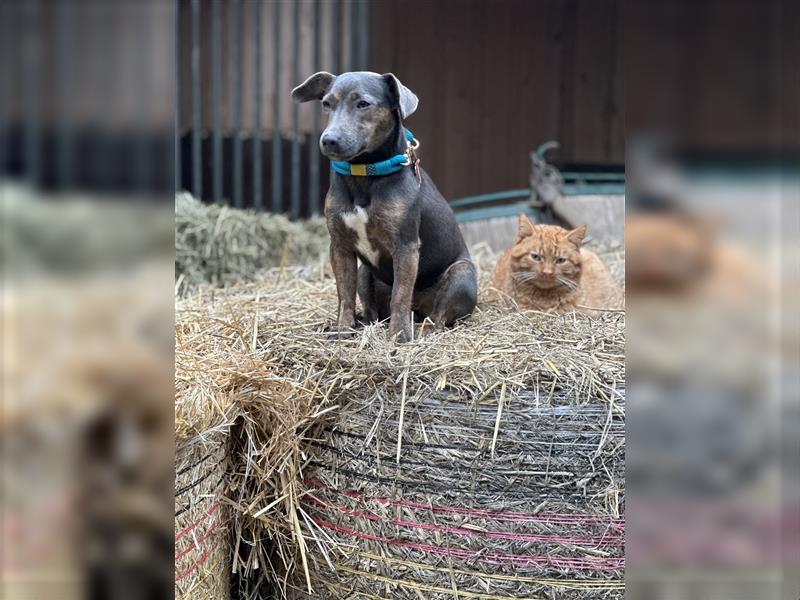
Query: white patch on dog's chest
341 206 380 266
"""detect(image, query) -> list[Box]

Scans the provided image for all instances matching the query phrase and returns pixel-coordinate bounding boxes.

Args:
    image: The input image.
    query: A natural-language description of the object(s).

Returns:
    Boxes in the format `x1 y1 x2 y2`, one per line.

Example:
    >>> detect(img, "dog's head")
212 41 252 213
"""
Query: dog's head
291 71 418 161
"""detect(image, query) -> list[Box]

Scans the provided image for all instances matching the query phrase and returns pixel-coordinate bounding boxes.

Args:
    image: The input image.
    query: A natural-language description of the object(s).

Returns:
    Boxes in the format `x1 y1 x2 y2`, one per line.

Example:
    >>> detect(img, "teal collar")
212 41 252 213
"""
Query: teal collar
331 130 419 177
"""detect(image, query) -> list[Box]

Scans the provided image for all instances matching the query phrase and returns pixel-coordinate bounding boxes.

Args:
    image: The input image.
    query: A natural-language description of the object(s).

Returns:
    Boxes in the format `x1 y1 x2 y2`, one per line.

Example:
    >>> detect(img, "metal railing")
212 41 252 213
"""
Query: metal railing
176 0 369 218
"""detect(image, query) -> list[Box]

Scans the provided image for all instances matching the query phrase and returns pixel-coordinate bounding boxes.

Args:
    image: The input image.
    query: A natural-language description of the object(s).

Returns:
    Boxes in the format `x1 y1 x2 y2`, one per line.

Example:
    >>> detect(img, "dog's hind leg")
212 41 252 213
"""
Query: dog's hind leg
357 264 391 324
429 259 478 328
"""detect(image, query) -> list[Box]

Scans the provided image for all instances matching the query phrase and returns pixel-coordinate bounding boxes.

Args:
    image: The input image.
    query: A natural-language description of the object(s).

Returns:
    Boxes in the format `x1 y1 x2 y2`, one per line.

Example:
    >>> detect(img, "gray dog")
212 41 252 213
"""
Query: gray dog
292 71 477 342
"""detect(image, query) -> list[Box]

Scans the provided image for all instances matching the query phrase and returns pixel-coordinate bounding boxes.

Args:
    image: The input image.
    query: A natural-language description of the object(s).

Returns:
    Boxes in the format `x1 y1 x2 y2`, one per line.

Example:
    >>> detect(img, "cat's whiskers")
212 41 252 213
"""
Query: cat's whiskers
511 271 539 283
557 276 578 290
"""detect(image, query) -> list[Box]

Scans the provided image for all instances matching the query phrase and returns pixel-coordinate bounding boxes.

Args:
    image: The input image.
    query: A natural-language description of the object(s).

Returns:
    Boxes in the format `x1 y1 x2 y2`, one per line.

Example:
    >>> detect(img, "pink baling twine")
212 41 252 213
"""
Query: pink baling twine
304 495 623 548
305 480 624 529
314 517 625 571
304 481 625 572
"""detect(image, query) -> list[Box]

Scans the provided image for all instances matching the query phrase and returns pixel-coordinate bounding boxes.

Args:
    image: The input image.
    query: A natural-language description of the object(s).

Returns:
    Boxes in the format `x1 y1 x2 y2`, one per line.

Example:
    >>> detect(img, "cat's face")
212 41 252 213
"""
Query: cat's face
509 215 586 290
626 214 713 290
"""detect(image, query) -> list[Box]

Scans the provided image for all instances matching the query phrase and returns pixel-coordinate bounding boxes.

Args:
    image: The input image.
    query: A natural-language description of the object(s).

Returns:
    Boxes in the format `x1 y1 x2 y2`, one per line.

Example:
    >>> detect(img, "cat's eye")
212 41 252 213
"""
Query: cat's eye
356 100 371 109
530 253 543 261
555 257 567 264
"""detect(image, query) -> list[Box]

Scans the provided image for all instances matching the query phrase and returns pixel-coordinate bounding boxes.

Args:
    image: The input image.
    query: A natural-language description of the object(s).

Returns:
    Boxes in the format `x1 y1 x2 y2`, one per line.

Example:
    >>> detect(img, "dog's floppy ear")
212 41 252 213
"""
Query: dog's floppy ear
383 73 418 119
291 72 336 102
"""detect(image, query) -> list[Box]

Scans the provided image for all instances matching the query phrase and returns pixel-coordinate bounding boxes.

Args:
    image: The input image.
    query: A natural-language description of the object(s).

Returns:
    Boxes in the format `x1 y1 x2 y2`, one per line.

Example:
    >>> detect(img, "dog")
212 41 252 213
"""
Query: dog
291 71 477 342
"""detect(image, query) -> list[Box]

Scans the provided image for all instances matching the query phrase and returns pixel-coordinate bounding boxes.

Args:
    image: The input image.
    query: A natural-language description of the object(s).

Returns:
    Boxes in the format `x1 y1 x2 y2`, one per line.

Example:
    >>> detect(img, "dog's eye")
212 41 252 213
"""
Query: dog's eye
321 100 331 110
356 100 371 109
555 257 567 264
531 253 543 261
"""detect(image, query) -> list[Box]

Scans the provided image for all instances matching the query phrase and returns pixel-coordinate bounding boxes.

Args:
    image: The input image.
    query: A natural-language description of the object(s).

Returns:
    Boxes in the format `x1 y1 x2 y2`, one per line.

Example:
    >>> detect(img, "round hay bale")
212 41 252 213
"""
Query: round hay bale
175 433 231 600
292 391 624 599
176 304 242 600
175 255 625 600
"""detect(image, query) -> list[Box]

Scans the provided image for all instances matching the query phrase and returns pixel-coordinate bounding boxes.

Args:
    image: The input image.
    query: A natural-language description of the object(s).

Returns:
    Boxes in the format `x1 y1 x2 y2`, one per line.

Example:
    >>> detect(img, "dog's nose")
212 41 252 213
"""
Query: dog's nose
321 134 340 151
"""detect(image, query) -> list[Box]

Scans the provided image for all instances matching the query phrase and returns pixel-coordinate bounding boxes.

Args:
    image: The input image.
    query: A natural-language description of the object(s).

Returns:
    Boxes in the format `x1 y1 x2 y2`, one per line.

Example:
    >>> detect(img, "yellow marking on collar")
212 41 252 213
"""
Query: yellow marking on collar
350 164 367 176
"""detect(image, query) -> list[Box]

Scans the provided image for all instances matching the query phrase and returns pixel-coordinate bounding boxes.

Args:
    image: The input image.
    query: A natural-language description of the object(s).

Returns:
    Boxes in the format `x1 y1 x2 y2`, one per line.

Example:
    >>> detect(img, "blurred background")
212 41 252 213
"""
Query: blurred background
624 2 798 600
1 0 799 600
2 2 175 600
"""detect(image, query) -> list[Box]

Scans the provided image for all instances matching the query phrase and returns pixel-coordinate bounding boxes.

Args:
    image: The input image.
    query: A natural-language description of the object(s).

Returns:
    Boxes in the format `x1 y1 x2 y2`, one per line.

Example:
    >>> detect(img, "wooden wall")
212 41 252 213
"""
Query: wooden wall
624 0 799 154
368 0 625 200
3 0 174 130
177 0 362 136
175 0 625 203
5 1 795 201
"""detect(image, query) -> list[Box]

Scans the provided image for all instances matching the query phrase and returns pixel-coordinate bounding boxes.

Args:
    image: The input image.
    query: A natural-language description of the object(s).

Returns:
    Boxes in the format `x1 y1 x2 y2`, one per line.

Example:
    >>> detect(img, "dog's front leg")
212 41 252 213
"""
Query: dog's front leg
330 243 358 332
388 240 420 343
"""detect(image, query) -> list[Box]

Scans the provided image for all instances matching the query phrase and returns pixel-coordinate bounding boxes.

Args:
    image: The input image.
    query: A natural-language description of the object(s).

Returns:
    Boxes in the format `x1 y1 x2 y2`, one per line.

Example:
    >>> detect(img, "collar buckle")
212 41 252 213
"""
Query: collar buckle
401 135 420 166
404 136 422 187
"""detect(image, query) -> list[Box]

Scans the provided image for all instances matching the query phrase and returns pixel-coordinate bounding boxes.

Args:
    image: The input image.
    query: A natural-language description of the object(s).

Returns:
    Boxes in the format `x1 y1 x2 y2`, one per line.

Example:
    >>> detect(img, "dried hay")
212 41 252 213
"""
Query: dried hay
175 250 625 600
176 279 240 600
3 261 175 598
1 182 174 276
175 193 329 294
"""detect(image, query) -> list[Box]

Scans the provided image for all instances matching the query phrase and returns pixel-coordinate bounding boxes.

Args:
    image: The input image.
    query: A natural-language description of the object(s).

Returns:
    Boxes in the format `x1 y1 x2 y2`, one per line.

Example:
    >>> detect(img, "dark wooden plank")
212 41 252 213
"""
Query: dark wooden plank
781 0 800 149
254 0 263 209
474 0 509 198
439 0 483 199
366 0 627 201
271 0 282 212
572 0 618 162
610 1 624 162
557 0 577 162
232 0 243 207
191 0 202 197
502 1 566 195
174 0 182 190
212 0 222 203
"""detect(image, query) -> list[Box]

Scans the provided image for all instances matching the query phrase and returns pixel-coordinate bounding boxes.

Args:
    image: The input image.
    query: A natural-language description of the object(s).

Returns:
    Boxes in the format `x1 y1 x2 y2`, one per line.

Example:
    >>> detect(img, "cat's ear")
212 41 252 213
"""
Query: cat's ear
565 224 587 247
516 213 536 243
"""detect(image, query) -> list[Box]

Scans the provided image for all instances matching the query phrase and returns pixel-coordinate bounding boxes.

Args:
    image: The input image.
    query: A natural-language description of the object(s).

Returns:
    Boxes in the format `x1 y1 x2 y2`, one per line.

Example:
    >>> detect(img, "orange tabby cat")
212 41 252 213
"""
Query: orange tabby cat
491 214 622 315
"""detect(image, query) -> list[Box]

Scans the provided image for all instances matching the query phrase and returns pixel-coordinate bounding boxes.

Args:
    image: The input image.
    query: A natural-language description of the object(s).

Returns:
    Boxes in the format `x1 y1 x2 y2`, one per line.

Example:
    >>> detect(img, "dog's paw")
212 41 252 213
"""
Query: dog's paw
355 311 380 327
417 318 444 338
354 313 381 329
321 319 357 339
329 330 357 340
388 324 413 344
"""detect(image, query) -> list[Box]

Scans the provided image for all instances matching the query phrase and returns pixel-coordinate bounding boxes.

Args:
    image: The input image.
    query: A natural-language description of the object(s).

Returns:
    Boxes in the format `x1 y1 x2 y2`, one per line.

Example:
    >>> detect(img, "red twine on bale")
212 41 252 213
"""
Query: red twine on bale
314 518 625 571
305 480 624 529
175 540 222 582
175 501 220 542
175 517 222 561
303 495 624 548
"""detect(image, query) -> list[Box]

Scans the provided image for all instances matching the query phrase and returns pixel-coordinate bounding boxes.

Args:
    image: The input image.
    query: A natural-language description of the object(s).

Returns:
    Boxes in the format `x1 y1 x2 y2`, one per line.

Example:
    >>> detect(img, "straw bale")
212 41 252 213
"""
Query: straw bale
175 249 625 599
175 432 232 600
175 193 329 293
